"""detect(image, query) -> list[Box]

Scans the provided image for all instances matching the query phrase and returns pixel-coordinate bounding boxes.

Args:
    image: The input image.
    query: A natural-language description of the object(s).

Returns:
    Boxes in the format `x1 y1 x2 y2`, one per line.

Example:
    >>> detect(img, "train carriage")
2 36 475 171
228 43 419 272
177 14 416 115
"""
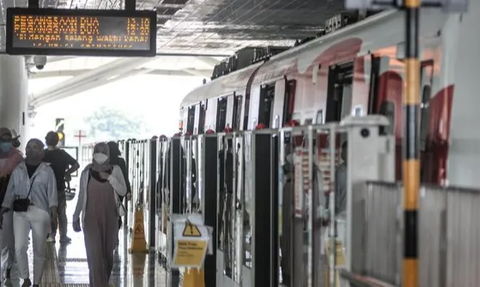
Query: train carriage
180 3 480 188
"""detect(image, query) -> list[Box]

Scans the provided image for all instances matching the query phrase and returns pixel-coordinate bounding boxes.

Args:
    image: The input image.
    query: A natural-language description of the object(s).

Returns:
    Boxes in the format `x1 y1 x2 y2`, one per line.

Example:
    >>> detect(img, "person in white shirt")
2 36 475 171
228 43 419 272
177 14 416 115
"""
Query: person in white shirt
0 138 58 287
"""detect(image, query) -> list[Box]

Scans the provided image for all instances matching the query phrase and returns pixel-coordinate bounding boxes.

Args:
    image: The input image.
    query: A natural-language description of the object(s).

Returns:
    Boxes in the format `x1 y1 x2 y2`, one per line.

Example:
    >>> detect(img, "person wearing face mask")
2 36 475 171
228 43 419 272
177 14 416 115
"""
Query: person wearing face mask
0 138 58 287
72 142 127 287
0 128 23 283
44 131 80 243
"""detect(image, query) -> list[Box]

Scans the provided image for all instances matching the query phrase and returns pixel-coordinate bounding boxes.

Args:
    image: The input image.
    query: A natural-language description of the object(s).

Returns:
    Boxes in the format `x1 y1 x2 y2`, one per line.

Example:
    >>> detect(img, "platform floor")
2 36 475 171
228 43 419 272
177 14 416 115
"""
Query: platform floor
3 199 166 287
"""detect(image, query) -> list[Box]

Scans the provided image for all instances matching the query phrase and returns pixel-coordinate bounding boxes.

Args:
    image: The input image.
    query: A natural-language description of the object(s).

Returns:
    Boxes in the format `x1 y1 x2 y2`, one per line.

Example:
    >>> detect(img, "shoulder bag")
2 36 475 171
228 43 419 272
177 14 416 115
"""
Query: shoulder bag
13 176 36 212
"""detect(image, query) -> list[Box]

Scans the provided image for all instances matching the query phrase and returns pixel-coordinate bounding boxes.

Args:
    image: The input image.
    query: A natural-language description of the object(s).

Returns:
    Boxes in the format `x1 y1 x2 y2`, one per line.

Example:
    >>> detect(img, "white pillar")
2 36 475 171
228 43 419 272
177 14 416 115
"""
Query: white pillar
0 55 29 150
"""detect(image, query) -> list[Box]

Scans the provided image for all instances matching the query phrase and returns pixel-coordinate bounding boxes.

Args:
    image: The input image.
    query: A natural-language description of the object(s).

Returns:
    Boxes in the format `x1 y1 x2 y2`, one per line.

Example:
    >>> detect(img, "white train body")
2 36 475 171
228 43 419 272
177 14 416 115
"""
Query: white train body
180 2 480 188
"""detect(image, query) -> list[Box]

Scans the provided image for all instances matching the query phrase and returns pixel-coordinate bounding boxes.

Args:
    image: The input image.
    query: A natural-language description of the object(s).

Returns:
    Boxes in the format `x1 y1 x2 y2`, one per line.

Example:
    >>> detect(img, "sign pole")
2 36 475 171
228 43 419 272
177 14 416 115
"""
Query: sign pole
74 130 87 147
403 0 420 286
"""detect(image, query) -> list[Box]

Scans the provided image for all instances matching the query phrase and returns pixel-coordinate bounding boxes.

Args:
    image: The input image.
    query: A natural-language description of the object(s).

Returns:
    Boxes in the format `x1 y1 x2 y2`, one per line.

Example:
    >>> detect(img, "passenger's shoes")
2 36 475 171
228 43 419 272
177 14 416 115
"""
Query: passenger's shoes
46 235 55 243
60 236 71 243
21 278 32 287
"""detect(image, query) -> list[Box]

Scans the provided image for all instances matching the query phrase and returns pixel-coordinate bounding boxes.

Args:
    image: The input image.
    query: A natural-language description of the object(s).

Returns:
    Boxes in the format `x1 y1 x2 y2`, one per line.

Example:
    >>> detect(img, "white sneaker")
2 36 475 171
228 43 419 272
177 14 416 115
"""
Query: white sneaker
46 235 55 243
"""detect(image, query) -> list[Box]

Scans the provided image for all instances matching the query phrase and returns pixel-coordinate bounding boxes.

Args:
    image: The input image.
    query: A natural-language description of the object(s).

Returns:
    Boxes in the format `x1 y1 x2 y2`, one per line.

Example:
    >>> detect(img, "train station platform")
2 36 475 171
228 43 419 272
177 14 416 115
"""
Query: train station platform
4 201 164 287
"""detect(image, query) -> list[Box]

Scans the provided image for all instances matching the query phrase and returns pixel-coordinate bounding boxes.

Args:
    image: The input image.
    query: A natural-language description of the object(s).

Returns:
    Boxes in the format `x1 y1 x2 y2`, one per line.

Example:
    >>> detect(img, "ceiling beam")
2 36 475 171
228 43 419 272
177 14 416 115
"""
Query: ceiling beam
32 69 152 108
30 57 156 107
30 68 212 79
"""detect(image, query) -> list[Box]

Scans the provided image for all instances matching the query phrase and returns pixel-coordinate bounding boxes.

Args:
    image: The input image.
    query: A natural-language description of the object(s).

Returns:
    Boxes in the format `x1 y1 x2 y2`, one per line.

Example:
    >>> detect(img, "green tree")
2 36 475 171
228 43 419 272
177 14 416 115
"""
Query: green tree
84 106 145 141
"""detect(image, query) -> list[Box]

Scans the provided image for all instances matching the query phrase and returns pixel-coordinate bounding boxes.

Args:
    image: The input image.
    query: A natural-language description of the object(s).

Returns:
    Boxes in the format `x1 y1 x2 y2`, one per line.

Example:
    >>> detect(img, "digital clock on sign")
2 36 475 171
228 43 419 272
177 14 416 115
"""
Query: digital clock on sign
6 8 157 57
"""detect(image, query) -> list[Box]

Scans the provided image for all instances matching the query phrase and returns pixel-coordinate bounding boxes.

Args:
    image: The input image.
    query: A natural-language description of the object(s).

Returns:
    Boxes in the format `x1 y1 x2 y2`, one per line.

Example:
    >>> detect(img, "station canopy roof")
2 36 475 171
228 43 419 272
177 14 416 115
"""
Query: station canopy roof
1 0 344 55
6 0 344 107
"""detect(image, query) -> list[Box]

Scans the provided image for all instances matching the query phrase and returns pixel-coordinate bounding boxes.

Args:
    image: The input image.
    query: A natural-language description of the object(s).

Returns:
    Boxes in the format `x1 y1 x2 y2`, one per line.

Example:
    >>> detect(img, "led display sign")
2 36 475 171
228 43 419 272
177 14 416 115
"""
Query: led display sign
6 8 157 57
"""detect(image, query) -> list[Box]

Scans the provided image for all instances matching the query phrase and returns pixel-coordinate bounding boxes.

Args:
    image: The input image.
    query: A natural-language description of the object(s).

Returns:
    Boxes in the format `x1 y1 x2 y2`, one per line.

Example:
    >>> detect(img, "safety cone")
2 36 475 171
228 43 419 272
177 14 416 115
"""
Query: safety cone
182 268 205 287
129 205 148 253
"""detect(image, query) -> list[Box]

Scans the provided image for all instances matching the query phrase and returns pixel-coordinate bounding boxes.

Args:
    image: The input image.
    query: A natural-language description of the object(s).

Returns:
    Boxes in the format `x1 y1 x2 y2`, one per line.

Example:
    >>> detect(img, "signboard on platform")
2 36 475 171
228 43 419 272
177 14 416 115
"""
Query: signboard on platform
6 8 157 57
172 220 210 268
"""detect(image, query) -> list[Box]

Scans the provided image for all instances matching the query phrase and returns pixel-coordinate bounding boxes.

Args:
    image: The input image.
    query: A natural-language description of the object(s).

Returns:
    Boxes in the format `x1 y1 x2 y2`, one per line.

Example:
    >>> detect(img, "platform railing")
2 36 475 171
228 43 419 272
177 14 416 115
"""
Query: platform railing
351 181 401 285
347 182 480 287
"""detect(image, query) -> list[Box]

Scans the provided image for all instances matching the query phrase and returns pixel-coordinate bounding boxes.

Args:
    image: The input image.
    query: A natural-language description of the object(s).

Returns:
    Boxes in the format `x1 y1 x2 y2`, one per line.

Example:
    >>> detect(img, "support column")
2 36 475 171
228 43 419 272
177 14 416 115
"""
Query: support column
403 1 420 287
0 55 29 149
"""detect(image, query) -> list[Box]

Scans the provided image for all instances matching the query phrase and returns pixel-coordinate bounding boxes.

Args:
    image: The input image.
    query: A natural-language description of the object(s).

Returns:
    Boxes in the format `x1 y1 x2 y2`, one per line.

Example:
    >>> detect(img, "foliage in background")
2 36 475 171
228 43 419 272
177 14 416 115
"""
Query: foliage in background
84 106 147 141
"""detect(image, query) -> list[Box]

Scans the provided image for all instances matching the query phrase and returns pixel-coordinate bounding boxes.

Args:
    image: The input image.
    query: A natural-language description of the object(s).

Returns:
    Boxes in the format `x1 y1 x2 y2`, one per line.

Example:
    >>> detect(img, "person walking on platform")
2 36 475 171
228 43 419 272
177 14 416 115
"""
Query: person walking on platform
44 131 80 243
107 141 131 245
0 138 58 287
72 142 127 287
335 141 348 216
0 128 23 282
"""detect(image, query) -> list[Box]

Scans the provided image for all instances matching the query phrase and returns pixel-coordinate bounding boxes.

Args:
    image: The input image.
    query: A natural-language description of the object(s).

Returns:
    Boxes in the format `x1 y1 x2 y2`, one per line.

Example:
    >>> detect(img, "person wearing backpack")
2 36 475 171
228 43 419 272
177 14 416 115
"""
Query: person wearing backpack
43 131 80 243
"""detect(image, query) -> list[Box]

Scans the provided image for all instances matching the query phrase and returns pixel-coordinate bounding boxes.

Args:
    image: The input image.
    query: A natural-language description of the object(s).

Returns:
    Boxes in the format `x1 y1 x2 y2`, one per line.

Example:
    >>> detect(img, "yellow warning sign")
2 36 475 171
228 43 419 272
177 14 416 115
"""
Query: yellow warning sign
182 223 201 237
135 224 144 236
129 207 148 253
173 240 208 266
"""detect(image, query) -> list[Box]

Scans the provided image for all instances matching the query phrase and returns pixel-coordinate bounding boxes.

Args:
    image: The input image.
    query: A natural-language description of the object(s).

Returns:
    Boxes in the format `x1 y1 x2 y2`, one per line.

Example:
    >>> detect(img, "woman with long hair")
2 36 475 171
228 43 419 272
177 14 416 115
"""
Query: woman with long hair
72 142 126 286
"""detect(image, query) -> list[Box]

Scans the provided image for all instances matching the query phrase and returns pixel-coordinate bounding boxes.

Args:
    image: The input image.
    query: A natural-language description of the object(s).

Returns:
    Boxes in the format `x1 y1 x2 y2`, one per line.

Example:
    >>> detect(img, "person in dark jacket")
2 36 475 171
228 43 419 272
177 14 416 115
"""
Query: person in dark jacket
107 142 131 243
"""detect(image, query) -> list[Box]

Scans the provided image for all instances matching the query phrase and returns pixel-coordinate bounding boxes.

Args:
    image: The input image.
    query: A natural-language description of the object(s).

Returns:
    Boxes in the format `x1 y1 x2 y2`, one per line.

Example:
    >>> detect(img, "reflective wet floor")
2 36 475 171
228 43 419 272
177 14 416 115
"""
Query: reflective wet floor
3 199 166 287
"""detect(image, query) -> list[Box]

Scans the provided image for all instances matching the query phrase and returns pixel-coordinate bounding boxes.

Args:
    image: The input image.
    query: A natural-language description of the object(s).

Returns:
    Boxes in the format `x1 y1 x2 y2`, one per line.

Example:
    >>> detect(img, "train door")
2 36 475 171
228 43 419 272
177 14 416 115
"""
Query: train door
186 105 196 134
282 80 297 126
197 101 207 134
216 97 228 132
419 60 435 182
258 82 276 128
232 93 243 131
247 86 261 129
270 79 286 128
325 62 354 123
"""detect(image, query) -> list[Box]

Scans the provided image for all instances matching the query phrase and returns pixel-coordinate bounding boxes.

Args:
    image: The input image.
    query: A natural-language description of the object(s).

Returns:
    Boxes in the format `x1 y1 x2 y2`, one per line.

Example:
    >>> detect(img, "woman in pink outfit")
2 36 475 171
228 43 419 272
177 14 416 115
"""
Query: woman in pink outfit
0 127 24 282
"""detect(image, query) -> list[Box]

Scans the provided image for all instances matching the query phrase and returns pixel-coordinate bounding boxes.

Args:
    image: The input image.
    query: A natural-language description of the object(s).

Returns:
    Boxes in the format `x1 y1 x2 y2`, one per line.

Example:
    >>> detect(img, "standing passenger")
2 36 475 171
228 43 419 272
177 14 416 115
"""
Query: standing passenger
106 141 131 245
0 128 23 282
0 138 58 287
72 142 127 287
44 131 80 243
335 141 348 216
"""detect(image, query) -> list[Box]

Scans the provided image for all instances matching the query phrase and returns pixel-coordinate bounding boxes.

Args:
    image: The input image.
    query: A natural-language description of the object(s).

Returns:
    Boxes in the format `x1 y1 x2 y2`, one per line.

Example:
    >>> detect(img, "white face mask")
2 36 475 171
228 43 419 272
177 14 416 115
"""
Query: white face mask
93 153 108 164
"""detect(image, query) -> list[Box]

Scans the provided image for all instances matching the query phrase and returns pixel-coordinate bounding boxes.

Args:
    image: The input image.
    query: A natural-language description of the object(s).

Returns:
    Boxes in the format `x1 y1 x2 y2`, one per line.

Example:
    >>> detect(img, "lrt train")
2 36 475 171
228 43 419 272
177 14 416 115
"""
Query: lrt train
179 3 480 189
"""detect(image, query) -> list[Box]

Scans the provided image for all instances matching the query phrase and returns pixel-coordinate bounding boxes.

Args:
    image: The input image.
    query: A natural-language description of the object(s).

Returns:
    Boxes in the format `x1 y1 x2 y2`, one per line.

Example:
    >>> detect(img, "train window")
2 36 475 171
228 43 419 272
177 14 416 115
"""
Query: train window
282 80 297 126
325 62 354 122
258 83 275 127
198 102 206 134
233 95 243 130
186 105 195 134
379 101 395 135
216 97 228 132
